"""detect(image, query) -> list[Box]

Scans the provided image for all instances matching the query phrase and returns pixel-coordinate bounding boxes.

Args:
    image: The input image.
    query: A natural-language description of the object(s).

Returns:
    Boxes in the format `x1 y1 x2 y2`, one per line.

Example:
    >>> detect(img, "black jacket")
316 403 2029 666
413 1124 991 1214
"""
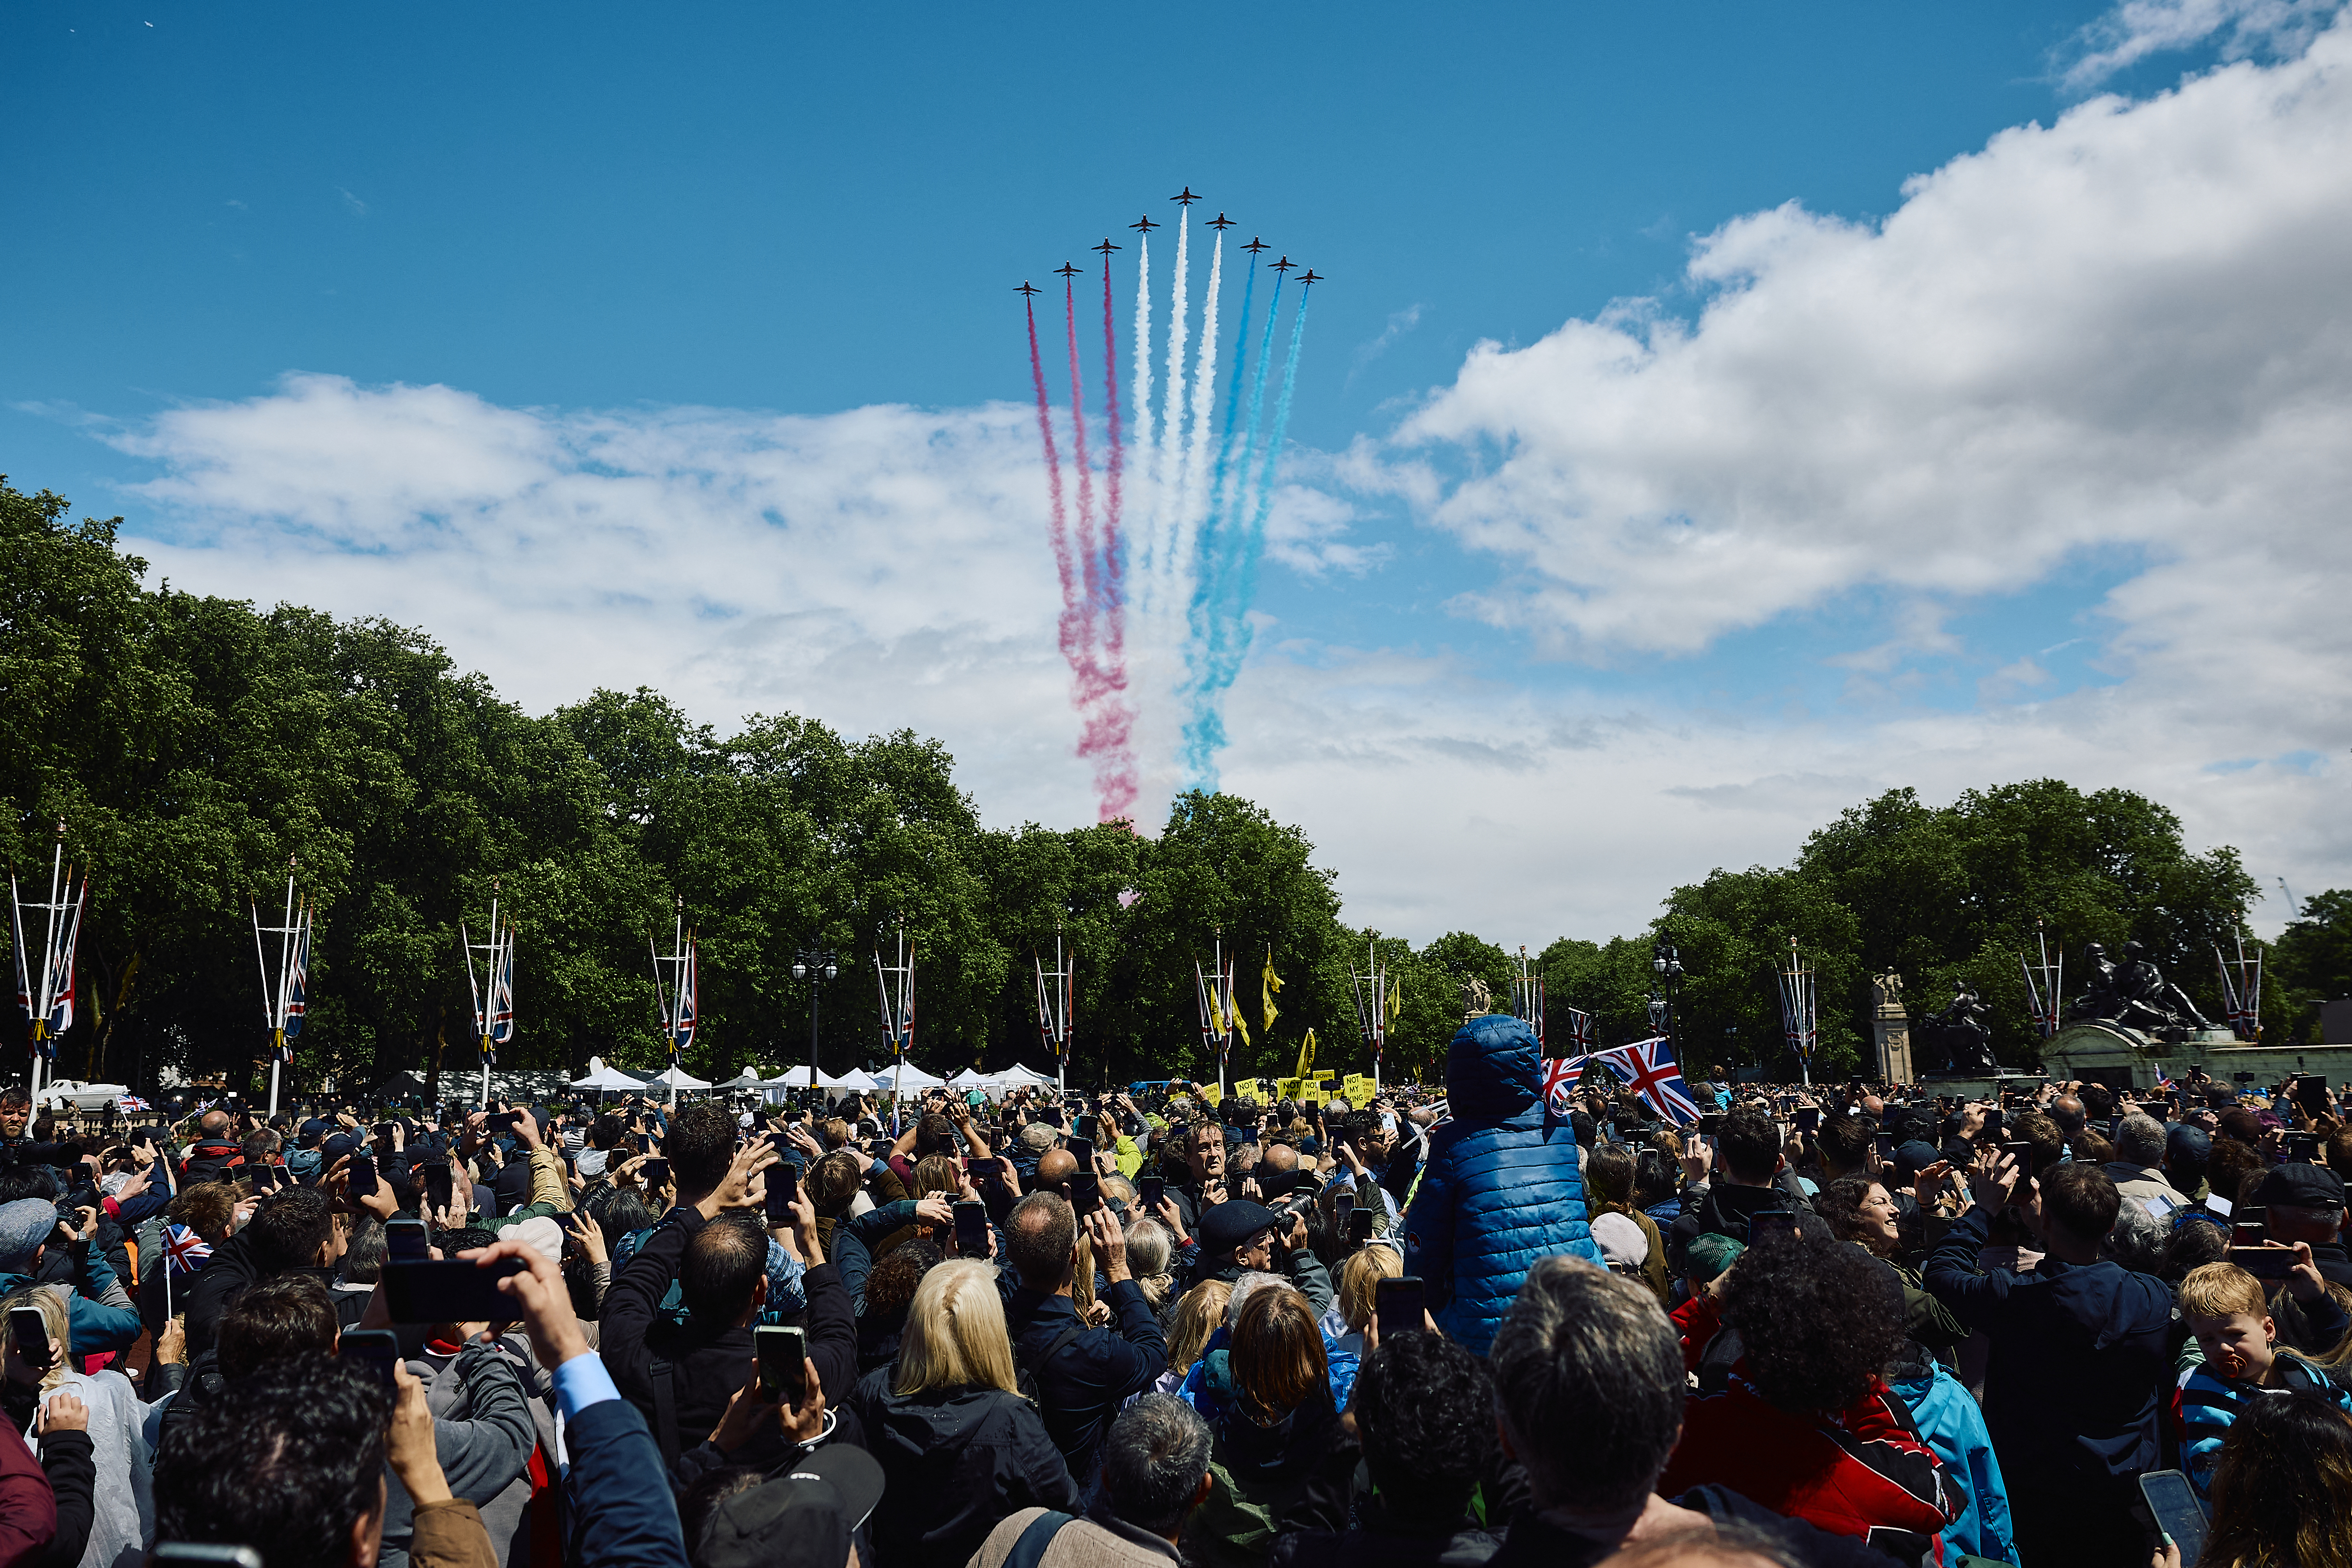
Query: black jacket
1269 1500 1501 1568
602 1208 752 1465
28 1428 92 1568
1922 1205 2171 1486
848 1371 1079 1568
1003 1281 1168 1486
184 1226 362 1358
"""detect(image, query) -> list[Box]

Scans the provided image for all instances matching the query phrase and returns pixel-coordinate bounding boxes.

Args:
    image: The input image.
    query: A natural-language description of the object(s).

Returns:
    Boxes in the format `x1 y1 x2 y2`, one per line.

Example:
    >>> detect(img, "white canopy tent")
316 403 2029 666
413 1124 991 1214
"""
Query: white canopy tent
647 1065 712 1092
994 1063 1058 1089
714 1070 770 1090
567 1059 646 1092
869 1063 947 1094
829 1067 878 1093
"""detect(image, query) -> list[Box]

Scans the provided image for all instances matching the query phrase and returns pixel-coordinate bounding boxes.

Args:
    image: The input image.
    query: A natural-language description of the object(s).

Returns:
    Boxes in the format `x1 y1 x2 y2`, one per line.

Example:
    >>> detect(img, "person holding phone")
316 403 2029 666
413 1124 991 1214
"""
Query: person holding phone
1001 1195 1168 1486
1 1285 149 1568
1922 1153 2170 1568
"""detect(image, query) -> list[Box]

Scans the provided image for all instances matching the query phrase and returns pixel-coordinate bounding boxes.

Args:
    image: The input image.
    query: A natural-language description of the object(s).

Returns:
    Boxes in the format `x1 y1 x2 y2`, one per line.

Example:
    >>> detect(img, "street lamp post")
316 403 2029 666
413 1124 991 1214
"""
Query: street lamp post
791 946 839 1101
1651 941 1686 1043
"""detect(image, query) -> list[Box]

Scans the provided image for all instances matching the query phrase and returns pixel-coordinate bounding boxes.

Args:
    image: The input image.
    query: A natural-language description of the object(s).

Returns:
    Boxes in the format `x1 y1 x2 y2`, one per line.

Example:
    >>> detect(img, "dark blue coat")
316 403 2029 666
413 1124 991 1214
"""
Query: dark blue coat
1403 1014 1599 1354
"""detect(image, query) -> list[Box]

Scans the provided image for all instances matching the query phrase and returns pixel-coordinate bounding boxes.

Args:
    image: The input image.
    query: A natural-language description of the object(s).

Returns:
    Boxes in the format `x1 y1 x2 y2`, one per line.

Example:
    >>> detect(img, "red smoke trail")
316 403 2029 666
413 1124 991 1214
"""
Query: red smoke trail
1026 301 1083 687
1065 277 1137 824
1094 257 1137 823
1064 281 1101 684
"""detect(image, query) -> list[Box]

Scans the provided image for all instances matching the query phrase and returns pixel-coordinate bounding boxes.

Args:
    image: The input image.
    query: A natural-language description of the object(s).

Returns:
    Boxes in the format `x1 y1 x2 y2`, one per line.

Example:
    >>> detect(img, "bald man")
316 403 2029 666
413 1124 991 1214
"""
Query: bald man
1034 1147 1078 1198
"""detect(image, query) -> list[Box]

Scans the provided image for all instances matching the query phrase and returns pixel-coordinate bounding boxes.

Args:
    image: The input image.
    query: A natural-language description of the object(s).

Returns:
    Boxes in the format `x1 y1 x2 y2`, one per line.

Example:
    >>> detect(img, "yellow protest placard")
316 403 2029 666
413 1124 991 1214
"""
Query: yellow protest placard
1276 1077 1302 1101
1197 1081 1222 1106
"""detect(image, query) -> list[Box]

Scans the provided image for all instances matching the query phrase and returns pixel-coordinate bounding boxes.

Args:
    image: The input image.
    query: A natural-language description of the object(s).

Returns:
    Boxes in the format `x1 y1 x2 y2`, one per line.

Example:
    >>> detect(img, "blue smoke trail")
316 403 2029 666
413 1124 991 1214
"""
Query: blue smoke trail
1179 259 1259 753
1181 281 1305 788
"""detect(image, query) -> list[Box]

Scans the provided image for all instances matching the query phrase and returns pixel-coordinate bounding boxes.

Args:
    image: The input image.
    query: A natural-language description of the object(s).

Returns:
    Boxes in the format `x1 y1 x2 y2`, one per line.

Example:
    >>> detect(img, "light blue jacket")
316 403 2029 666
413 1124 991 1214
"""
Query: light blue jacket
1891 1360 2018 1564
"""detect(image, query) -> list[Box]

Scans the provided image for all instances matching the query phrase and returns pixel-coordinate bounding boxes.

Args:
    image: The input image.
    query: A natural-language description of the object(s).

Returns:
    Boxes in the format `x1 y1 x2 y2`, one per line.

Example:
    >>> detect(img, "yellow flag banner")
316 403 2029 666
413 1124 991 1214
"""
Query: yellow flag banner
1225 988 1251 1050
1294 1027 1317 1082
1386 971 1403 1023
1198 1081 1223 1106
1262 951 1284 1033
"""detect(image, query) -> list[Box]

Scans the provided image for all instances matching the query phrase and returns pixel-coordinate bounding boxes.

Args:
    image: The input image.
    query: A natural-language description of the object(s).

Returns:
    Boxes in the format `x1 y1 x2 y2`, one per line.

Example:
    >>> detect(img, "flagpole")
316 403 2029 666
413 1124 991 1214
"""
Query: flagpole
31 834 63 1105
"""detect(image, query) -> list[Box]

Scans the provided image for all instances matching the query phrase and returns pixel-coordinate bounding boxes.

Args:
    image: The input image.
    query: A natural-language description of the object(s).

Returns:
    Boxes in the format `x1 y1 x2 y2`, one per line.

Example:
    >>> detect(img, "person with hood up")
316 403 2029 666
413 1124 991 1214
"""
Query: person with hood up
1401 1013 1600 1355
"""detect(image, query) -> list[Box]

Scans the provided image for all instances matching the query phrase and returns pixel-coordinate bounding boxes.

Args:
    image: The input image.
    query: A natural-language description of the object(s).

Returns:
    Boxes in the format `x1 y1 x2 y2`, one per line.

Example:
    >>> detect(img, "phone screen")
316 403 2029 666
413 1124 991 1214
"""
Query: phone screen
953 1199 989 1257
9 1307 50 1371
1334 1191 1355 1235
348 1155 379 1198
2230 1245 2297 1280
1374 1276 1426 1342
385 1218 430 1264
1070 1172 1103 1218
1794 1107 1819 1133
764 1161 800 1224
1067 1137 1095 1171
2137 1471 2209 1568
1980 1108 2004 1138
756 1325 807 1401
1139 1175 1164 1211
379 1257 528 1323
1349 1206 1376 1244
422 1163 454 1214
642 1159 670 1188
1076 1114 1098 1144
338 1328 401 1390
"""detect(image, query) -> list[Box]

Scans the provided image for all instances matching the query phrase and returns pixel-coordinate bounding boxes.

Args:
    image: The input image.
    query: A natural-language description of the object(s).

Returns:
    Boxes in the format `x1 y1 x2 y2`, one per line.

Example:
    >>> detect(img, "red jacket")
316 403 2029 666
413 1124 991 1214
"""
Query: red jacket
1659 1363 1956 1564
0 1421 58 1568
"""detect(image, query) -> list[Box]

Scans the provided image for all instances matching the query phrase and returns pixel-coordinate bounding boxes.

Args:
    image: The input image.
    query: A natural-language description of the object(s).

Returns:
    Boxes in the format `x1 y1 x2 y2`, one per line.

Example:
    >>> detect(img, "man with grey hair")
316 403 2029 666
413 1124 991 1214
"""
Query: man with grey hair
1002 1191 1168 1489
966 1393 1213 1568
1484 1257 1888 1568
2102 1113 2188 1214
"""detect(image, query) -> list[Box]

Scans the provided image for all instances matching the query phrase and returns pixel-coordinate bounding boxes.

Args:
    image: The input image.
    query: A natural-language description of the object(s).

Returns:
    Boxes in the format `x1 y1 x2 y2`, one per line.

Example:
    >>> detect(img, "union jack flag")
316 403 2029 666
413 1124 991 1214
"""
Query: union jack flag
486 938 515 1065
1559 1006 1595 1053
1543 1053 1589 1117
1589 1037 1705 1127
164 1224 212 1277
670 941 698 1067
118 1095 150 1112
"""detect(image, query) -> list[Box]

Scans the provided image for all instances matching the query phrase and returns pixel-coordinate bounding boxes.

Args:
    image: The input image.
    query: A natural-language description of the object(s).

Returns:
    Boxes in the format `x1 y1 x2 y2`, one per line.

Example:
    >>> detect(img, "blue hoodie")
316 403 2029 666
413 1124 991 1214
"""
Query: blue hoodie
1403 1014 1599 1354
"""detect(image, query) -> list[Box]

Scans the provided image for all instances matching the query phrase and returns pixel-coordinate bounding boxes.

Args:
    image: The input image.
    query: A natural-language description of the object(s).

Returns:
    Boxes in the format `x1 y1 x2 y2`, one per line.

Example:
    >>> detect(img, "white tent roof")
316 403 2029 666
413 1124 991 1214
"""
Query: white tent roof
995 1063 1058 1087
870 1063 947 1092
647 1065 712 1091
567 1065 644 1091
772 1066 822 1087
828 1067 877 1092
714 1070 770 1089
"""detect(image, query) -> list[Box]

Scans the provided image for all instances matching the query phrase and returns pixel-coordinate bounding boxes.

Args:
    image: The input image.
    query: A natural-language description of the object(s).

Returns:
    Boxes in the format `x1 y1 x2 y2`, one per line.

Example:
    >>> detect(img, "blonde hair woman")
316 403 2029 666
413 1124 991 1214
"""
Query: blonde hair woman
850 1260 1078 1565
1155 1278 1233 1394
1324 1245 1401 1355
1 1286 152 1568
1124 1218 1176 1310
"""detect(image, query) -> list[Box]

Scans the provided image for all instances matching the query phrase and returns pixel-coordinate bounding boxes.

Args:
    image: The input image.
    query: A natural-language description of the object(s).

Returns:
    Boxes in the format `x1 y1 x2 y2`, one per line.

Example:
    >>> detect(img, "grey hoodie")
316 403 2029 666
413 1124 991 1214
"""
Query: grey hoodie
379 1340 533 1568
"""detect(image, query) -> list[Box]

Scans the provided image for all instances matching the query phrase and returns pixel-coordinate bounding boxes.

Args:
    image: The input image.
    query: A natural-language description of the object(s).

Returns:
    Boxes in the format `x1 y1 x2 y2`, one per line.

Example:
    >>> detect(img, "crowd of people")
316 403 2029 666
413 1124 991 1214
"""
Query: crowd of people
0 1013 2341 1568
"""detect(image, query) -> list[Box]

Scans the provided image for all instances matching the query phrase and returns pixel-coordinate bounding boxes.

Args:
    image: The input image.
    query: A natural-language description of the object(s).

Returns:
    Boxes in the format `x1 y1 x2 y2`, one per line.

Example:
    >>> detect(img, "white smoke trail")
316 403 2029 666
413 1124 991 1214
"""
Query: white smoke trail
1153 210 1190 629
1131 235 1154 608
1171 233 1222 626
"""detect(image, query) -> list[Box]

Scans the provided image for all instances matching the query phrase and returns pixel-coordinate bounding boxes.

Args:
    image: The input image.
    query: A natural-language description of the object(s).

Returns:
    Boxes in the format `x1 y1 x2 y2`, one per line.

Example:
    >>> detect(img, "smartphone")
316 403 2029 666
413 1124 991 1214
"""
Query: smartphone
2000 1141 2034 1177
1748 1210 1801 1244
247 1164 276 1192
422 1162 454 1214
373 1122 394 1140
755 1324 807 1401
1070 1172 1103 1219
1076 1113 1099 1144
1374 1276 1427 1342
2108 1116 2124 1140
385 1216 430 1264
1794 1107 1819 1134
2136 1471 2208 1568
1334 1191 1356 1238
642 1159 670 1188
1139 1175 1164 1212
1349 1206 1376 1245
379 1257 528 1322
1875 1134 1897 1165
764 1161 800 1224
2233 1220 2268 1247
9 1307 50 1372
1067 1137 1095 1171
638 1134 654 1154
2230 1245 2297 1281
2287 1131 2320 1161
767 1131 792 1156
338 1328 401 1391
953 1199 989 1258
347 1154 379 1199
1980 1107 2004 1138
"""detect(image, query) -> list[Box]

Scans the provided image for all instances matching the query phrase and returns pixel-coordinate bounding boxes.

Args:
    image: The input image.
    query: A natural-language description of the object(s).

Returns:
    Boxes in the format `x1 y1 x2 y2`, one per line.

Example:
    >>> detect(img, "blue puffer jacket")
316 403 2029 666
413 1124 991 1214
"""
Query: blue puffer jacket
1403 1014 1599 1354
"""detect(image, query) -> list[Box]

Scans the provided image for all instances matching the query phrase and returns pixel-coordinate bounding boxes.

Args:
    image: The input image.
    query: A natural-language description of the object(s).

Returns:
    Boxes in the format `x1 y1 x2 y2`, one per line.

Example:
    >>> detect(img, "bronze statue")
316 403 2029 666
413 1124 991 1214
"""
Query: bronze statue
2066 940 2209 1034
1919 984 2000 1075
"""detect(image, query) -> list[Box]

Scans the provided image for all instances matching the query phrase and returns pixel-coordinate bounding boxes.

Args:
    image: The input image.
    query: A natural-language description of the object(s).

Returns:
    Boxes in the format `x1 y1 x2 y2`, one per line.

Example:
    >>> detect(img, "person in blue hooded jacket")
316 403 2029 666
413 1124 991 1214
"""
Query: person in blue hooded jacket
1402 1013 1600 1354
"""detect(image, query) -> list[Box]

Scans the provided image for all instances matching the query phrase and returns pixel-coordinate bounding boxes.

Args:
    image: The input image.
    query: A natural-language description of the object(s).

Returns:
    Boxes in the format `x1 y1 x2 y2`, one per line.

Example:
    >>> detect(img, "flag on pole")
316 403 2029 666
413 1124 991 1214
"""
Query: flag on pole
1262 952 1283 1033
1588 1038 1704 1126
487 931 515 1063
1542 1053 1588 1117
164 1223 213 1277
670 939 698 1067
278 910 310 1063
1294 1028 1318 1082
1560 1006 1596 1053
40 882 86 1052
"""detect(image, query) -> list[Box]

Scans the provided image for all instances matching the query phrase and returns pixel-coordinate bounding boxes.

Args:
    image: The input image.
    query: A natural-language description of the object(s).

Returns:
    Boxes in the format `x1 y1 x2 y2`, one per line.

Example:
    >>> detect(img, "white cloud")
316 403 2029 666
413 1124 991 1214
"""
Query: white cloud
338 188 369 218
2059 0 2343 87
85 18 2352 951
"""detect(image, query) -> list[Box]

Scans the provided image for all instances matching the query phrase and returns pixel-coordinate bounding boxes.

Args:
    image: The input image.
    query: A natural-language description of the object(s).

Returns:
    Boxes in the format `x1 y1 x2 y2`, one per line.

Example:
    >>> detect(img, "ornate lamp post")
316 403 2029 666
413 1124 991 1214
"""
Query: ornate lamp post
792 946 839 1096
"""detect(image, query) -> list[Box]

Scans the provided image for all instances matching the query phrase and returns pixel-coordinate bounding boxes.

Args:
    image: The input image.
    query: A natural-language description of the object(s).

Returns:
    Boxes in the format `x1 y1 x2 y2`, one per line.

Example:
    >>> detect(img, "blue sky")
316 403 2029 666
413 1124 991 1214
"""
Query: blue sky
9 0 2351 944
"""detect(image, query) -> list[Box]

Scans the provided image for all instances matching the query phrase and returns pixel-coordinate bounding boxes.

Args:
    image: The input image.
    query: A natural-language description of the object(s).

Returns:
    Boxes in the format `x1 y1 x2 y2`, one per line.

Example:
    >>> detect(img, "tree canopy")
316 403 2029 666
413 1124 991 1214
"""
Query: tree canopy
0 476 2276 1095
